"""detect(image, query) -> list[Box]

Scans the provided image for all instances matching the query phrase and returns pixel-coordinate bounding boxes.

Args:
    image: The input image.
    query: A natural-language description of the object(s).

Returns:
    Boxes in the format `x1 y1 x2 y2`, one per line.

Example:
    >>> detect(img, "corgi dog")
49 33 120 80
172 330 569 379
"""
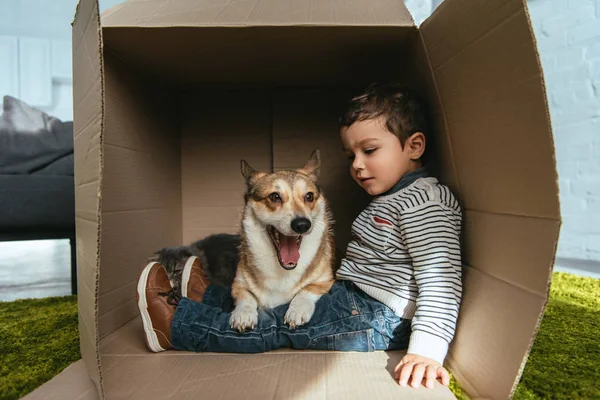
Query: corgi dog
150 150 335 331
230 149 335 331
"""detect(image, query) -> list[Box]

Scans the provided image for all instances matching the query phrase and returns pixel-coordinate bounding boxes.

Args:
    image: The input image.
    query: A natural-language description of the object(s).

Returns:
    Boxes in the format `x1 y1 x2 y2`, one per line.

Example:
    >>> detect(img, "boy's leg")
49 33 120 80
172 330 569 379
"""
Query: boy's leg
288 280 411 352
171 260 410 353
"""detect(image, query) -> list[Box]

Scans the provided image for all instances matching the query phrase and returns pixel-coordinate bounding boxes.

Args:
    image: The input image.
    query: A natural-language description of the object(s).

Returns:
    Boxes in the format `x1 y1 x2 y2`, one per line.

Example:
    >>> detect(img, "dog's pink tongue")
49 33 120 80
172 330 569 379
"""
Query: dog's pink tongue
279 234 300 265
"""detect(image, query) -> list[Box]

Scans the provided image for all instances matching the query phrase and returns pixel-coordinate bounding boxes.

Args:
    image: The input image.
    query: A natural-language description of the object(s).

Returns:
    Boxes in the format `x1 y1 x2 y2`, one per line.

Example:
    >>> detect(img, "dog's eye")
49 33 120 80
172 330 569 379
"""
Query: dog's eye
305 192 314 202
269 192 281 202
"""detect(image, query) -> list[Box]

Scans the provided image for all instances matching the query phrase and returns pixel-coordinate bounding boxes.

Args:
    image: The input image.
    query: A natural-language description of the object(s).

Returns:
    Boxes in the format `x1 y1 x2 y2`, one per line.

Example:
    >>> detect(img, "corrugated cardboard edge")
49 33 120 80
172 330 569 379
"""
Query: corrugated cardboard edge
72 0 105 398
508 1 562 398
22 359 98 400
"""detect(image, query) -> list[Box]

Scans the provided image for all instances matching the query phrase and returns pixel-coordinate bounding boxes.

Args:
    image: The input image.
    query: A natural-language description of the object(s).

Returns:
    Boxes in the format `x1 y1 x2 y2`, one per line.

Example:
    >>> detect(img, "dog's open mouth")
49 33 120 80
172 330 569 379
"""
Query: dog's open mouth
267 226 303 270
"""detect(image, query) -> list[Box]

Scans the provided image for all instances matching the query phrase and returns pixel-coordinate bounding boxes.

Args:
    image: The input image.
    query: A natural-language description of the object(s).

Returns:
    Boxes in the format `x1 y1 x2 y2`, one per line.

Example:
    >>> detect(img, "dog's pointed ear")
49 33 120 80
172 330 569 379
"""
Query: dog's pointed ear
241 160 265 184
299 149 320 181
241 160 255 180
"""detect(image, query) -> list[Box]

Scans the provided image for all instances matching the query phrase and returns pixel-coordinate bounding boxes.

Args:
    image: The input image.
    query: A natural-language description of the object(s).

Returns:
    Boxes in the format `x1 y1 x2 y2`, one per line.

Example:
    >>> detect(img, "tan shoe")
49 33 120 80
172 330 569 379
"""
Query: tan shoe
136 262 179 352
181 256 210 303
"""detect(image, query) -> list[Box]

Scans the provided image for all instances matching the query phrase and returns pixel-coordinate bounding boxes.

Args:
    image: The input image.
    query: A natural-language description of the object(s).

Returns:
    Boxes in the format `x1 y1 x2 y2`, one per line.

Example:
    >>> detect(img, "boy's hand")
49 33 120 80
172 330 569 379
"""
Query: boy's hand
394 354 450 389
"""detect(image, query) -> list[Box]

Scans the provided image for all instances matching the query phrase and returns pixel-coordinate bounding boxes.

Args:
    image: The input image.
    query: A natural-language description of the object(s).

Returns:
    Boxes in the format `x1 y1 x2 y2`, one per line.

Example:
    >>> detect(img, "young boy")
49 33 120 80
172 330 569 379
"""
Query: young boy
137 83 462 389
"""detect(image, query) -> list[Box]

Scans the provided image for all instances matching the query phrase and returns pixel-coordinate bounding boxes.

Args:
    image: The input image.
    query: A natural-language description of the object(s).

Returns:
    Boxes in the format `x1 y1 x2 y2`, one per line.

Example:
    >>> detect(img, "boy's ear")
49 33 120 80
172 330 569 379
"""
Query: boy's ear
240 160 266 184
406 132 426 160
298 149 320 181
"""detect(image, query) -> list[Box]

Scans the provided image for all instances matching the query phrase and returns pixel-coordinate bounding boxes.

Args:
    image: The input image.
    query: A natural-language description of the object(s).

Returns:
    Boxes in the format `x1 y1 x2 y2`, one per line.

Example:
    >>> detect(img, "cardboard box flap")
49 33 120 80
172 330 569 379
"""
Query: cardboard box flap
65 0 563 399
464 210 560 297
420 0 560 220
101 25 417 87
447 266 547 399
72 0 104 397
420 0 561 398
101 0 414 28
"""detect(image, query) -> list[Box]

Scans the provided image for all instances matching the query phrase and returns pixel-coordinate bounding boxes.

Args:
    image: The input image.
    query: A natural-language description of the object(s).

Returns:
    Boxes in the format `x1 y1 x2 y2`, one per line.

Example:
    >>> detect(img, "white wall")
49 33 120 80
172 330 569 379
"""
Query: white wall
0 0 124 122
527 0 600 272
404 0 433 25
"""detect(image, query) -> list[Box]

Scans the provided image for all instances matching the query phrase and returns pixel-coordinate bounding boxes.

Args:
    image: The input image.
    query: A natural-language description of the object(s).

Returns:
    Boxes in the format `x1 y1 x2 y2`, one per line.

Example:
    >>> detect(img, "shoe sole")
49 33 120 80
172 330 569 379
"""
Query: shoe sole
137 262 166 353
181 256 199 298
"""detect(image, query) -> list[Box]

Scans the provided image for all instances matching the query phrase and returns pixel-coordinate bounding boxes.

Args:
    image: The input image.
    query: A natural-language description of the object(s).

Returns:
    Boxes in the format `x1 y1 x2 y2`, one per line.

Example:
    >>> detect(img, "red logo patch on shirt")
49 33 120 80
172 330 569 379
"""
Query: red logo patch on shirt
372 215 393 227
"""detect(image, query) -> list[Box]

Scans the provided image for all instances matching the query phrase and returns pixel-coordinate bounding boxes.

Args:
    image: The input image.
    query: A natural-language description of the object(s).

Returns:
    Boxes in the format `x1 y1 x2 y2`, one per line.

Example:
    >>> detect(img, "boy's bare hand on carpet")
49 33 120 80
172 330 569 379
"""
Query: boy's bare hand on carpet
394 354 450 389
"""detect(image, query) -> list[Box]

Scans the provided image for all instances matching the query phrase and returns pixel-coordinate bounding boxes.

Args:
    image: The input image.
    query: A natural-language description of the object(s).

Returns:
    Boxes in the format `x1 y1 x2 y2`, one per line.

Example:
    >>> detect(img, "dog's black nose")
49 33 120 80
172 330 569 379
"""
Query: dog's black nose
291 218 311 234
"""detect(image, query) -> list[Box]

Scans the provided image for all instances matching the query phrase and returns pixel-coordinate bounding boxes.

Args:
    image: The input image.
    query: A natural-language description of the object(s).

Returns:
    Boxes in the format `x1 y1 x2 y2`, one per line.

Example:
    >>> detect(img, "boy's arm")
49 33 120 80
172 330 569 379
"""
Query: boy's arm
398 201 462 365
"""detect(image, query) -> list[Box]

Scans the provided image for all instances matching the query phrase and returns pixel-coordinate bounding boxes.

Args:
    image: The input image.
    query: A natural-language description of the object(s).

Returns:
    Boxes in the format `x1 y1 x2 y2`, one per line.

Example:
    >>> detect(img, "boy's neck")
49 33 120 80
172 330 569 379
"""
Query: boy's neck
379 165 428 197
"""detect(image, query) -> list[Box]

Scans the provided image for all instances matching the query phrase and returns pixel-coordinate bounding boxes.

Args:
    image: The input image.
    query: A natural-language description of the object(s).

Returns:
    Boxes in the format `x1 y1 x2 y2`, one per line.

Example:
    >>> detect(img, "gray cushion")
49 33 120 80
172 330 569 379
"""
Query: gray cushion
0 96 73 175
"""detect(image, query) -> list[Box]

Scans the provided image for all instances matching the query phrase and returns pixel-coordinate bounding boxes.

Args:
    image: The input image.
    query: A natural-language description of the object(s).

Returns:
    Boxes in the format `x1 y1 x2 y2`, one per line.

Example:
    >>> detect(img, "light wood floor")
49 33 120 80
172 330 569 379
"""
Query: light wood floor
0 239 71 302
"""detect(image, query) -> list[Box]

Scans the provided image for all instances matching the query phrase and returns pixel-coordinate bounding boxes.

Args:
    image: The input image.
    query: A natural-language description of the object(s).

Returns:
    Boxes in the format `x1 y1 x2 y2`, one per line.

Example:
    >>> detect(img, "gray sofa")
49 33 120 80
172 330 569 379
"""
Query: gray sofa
0 96 76 294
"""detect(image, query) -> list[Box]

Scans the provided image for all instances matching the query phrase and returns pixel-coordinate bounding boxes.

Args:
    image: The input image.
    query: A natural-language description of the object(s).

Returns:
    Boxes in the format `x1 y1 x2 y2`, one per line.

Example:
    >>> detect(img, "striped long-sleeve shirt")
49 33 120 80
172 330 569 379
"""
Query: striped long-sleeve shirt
336 175 462 364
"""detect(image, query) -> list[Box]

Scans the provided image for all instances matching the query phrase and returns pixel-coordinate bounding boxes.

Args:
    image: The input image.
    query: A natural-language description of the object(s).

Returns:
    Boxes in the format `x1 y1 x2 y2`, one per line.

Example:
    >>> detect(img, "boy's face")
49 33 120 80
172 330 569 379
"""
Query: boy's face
341 117 424 196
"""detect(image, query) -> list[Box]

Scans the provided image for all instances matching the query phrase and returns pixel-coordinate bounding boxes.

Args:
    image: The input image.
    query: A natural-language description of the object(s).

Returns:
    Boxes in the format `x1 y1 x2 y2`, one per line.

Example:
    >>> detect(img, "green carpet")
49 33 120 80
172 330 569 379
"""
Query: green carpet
0 296 80 400
0 272 598 400
513 272 600 399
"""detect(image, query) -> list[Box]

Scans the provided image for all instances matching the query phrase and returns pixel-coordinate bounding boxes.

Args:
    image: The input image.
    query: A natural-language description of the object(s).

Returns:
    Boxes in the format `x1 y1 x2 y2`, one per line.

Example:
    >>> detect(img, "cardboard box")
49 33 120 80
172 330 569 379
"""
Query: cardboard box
28 0 561 398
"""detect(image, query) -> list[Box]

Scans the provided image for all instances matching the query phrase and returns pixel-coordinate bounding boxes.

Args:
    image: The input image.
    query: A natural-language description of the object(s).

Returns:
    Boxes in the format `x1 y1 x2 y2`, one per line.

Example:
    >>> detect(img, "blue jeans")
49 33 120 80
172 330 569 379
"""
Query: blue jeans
171 280 411 353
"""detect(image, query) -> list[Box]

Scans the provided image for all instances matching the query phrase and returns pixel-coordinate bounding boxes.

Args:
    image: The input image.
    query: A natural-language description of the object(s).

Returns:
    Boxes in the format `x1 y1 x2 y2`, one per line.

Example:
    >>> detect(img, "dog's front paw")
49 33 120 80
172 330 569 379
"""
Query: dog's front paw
284 298 316 330
230 306 258 332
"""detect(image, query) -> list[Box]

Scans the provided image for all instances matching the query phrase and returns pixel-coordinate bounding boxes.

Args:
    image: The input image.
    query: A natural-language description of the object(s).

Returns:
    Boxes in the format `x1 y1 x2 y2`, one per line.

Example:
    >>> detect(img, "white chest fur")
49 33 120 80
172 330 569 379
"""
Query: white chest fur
242 204 326 309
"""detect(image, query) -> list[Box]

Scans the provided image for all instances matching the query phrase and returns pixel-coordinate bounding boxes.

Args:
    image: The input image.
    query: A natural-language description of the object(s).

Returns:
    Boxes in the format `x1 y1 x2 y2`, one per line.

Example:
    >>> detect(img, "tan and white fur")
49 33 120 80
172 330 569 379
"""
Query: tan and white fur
230 149 335 332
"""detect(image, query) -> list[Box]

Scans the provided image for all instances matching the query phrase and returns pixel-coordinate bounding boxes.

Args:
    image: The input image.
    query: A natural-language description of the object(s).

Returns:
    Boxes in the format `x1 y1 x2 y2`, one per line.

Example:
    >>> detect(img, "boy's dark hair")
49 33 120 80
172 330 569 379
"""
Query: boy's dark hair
338 83 428 146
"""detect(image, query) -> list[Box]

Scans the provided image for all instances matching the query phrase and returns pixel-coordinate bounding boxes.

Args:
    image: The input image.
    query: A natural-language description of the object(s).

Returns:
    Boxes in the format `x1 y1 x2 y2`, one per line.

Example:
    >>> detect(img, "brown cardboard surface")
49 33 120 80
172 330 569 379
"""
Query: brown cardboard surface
447 266 546 399
102 0 414 27
97 51 183 341
66 0 561 399
97 319 455 399
421 0 560 219
180 90 272 243
99 353 455 399
72 0 104 395
101 26 417 87
463 210 560 297
97 319 454 399
23 360 98 400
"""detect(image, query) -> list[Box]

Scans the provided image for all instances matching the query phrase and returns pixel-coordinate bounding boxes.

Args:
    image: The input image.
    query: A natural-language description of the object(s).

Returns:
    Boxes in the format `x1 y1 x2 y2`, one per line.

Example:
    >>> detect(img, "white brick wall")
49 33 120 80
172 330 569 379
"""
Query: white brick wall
528 0 600 267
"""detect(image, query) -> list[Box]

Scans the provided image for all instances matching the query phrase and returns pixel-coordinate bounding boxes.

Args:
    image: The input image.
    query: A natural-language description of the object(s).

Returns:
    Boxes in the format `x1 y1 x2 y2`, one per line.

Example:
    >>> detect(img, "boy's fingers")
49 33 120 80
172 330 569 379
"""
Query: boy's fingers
425 365 437 389
438 367 450 387
394 359 405 374
398 362 414 386
411 363 426 388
